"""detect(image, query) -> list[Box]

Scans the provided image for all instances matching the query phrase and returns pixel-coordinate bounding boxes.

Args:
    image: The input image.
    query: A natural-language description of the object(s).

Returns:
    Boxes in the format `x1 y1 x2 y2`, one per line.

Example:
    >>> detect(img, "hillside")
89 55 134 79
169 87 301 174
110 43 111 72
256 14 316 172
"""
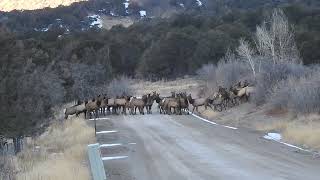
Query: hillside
0 0 88 11
0 0 320 139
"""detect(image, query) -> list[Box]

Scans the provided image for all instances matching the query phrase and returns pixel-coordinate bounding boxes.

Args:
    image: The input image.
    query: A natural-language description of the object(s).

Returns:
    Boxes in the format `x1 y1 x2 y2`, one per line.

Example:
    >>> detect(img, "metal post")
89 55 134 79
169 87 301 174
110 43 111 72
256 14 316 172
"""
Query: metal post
87 143 106 180
94 117 97 136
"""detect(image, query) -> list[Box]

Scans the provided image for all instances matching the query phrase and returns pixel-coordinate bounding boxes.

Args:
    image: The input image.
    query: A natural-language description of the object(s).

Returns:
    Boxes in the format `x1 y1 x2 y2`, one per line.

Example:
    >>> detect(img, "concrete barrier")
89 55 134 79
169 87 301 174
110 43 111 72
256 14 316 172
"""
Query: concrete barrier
87 143 107 180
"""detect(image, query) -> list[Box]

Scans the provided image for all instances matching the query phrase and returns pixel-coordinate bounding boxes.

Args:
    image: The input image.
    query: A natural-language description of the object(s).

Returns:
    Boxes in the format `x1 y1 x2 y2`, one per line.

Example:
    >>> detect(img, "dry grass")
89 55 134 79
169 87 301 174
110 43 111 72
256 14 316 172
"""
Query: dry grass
254 112 320 151
0 156 17 180
131 78 204 96
101 15 134 30
15 117 94 180
282 115 320 150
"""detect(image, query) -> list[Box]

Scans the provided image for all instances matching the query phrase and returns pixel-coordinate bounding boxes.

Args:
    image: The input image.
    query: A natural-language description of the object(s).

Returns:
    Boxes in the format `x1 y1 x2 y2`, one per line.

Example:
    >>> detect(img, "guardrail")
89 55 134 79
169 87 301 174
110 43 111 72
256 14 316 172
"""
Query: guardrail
87 143 107 180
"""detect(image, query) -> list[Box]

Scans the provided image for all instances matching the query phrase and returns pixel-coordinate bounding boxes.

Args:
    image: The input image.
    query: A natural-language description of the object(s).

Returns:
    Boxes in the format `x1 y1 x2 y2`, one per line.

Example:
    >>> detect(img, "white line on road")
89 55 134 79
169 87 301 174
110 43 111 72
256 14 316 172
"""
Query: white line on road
100 143 137 148
96 130 118 134
102 156 128 161
190 112 238 130
89 117 110 121
263 133 310 152
100 143 122 147
190 113 217 125
222 125 238 130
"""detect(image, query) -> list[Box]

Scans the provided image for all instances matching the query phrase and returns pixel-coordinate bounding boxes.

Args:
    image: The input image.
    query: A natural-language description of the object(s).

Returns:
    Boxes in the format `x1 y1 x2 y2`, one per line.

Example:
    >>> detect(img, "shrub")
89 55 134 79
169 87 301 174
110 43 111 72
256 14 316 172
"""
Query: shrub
197 61 252 94
107 76 133 97
252 61 308 105
71 63 108 100
269 71 320 114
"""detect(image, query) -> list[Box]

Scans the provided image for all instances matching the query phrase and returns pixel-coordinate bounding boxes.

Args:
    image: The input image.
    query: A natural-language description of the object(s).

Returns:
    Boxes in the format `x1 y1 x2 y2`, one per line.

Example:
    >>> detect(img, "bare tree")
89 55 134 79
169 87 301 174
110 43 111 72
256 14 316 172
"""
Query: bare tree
255 9 301 65
107 76 133 97
237 38 256 78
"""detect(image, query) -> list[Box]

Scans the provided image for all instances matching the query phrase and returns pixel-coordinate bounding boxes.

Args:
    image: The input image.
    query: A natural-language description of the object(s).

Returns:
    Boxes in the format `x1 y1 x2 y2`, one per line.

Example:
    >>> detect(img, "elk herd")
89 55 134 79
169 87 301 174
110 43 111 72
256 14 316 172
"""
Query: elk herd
64 80 255 119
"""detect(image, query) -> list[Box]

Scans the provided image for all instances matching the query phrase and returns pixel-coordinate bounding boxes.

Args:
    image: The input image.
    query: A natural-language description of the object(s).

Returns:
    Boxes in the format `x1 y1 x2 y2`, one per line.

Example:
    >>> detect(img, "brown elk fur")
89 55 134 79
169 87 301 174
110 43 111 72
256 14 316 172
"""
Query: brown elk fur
187 94 212 113
64 103 86 119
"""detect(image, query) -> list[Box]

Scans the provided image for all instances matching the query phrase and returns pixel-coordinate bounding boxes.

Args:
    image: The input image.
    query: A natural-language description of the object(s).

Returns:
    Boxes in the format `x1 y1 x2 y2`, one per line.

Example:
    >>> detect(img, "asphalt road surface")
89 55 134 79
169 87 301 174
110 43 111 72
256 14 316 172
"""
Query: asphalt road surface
92 111 320 180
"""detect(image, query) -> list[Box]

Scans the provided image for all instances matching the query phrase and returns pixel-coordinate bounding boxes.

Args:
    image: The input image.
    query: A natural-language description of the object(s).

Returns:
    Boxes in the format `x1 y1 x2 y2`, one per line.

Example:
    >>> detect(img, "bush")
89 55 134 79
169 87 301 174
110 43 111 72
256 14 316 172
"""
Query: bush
252 62 309 105
70 63 108 100
196 63 216 81
197 61 251 93
269 70 320 114
107 76 133 97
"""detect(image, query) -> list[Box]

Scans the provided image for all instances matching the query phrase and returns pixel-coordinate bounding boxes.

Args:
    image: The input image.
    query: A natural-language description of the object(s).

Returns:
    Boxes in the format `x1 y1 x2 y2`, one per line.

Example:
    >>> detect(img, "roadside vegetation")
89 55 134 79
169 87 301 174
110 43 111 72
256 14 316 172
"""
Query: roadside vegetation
197 9 320 151
1 1 320 174
1 2 320 138
1 116 94 180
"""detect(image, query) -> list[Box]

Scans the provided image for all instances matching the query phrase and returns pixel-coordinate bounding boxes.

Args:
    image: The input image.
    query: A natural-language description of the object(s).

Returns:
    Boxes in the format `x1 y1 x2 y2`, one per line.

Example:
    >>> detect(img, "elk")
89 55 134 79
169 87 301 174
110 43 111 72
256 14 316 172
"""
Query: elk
145 92 157 114
218 86 231 107
154 93 165 114
187 94 213 113
163 97 181 115
64 100 86 119
106 97 117 114
99 95 108 116
230 84 255 102
177 92 189 114
115 95 131 114
129 95 148 115
85 98 101 119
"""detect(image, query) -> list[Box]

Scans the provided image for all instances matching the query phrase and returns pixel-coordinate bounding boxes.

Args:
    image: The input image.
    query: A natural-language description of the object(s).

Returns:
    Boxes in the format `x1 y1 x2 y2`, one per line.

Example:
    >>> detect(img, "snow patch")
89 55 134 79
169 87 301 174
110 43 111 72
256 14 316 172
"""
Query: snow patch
98 9 107 13
87 15 103 28
124 2 129 9
196 0 203 6
110 11 116 16
263 132 310 152
139 10 146 17
34 27 49 32
263 133 282 141
179 3 185 8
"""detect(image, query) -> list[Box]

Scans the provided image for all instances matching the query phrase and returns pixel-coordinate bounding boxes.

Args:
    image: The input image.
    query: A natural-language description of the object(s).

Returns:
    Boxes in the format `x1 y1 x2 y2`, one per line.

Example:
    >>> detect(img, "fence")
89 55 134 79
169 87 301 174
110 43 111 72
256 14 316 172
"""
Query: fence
0 136 25 156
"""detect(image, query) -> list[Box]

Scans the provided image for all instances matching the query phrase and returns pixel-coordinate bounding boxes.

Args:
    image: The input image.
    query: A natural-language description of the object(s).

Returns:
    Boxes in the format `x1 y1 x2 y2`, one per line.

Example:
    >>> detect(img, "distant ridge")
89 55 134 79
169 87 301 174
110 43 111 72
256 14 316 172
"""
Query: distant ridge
0 0 88 12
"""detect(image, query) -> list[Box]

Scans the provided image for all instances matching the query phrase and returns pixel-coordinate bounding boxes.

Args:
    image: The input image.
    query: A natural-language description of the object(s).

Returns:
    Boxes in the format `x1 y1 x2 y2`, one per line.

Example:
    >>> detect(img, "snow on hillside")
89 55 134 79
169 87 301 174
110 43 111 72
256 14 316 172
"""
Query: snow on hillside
88 15 103 28
139 10 146 17
196 0 203 6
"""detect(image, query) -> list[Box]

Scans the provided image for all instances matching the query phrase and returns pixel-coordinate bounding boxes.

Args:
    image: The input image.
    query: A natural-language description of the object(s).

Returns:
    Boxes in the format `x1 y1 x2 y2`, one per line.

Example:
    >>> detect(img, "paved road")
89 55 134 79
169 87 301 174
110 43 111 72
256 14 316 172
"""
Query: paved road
93 112 320 180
